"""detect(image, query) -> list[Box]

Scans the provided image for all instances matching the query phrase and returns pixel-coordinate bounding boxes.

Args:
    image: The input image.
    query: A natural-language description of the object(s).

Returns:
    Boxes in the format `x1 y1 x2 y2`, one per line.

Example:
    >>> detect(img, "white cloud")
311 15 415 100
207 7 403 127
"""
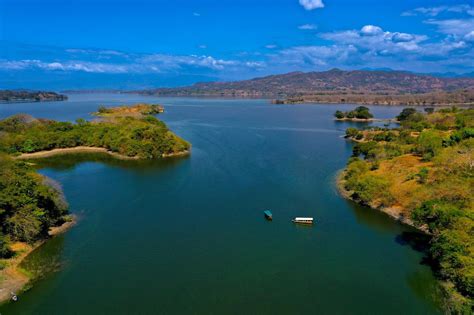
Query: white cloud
0 49 265 74
65 48 126 57
425 18 474 36
265 44 278 49
299 0 324 11
465 31 474 41
320 25 428 54
360 25 383 36
193 12 201 17
298 24 317 30
0 59 131 73
402 5 474 17
273 45 356 67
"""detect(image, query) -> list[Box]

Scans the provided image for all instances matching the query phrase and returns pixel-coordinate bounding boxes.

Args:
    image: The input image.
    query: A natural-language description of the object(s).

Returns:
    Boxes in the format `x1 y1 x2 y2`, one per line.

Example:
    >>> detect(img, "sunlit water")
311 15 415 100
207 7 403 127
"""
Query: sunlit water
0 94 442 314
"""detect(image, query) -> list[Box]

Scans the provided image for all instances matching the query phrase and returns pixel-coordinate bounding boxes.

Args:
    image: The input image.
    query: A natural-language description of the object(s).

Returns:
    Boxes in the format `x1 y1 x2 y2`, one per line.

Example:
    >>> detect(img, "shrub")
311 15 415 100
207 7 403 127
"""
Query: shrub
412 201 463 233
0 233 12 258
353 106 373 119
352 141 378 159
97 106 111 114
350 174 393 206
416 130 443 160
334 110 345 119
416 167 429 184
338 107 373 120
345 128 359 138
397 108 417 121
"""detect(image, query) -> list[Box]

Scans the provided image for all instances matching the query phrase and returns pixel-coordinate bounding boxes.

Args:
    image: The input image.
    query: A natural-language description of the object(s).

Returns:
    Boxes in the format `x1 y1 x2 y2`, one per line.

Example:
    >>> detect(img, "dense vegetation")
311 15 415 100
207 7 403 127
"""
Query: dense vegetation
334 106 373 120
341 107 474 312
0 104 190 260
0 90 67 103
0 155 69 256
0 105 190 159
95 103 164 116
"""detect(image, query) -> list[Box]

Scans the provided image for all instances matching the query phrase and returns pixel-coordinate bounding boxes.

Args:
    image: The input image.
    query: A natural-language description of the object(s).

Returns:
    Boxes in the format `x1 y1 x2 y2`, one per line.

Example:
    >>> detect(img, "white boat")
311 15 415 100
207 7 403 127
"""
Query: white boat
292 217 314 224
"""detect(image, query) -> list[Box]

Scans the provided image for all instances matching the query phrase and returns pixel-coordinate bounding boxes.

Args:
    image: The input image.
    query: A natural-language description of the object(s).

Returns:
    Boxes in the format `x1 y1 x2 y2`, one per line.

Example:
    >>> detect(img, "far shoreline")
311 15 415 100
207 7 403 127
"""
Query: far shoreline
334 117 398 123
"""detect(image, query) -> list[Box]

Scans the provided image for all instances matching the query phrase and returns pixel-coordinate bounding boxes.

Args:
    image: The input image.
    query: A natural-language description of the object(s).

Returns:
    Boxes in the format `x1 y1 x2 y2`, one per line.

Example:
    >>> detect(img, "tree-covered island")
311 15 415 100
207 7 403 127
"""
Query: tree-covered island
0 103 190 303
0 104 189 159
334 106 374 121
338 107 473 312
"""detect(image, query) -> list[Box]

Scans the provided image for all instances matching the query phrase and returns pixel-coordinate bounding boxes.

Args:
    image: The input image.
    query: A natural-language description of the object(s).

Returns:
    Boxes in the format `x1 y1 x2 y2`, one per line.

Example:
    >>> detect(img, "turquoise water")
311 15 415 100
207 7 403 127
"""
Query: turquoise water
0 95 441 314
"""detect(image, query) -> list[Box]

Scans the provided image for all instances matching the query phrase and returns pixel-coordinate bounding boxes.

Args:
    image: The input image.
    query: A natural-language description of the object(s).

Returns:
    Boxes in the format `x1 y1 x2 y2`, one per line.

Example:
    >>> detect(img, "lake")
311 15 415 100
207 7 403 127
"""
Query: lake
0 94 442 314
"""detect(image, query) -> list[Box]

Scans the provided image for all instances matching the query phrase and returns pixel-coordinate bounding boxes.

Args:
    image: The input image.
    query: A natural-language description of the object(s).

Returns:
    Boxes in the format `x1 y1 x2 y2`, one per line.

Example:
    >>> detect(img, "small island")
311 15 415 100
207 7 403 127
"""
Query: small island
94 103 164 117
0 90 68 103
334 106 374 121
338 106 473 312
0 104 190 304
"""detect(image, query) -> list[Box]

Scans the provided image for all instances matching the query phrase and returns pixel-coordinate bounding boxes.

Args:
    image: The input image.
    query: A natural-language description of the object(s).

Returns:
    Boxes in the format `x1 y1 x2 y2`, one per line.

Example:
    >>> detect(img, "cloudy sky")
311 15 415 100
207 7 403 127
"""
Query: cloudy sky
1 0 473 89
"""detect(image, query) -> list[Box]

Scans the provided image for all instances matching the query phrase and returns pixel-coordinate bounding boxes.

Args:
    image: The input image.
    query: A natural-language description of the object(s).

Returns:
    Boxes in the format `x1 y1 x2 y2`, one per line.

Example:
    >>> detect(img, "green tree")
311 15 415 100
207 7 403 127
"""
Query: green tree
334 110 345 119
397 108 418 121
416 130 443 160
5 205 43 243
353 106 373 119
416 167 429 184
345 127 359 138
0 233 12 258
412 200 462 234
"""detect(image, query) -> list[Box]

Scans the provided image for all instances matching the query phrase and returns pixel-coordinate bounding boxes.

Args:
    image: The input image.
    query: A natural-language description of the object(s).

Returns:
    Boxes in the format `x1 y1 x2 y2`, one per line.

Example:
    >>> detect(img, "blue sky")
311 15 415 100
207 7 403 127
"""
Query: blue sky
0 0 473 89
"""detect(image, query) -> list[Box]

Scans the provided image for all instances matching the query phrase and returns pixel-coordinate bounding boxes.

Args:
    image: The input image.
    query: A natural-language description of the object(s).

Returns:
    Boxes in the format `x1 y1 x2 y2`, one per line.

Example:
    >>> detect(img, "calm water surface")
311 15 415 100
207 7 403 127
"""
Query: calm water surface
0 94 441 314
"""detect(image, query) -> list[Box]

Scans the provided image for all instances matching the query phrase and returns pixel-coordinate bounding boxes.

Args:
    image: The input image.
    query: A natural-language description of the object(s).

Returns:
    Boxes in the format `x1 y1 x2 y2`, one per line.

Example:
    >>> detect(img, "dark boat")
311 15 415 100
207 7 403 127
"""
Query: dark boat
264 210 273 220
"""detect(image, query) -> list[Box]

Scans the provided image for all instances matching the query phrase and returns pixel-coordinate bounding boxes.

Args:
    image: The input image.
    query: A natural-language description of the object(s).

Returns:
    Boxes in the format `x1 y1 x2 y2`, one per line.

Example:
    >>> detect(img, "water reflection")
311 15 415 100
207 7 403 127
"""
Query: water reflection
19 235 66 283
348 199 406 235
395 231 431 253
30 152 189 172
407 269 444 311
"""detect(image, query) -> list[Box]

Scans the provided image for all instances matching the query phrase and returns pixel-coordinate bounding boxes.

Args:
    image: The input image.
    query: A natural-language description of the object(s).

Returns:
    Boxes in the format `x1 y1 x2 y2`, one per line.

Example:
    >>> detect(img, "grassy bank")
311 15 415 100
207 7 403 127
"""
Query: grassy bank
0 216 76 304
338 107 473 312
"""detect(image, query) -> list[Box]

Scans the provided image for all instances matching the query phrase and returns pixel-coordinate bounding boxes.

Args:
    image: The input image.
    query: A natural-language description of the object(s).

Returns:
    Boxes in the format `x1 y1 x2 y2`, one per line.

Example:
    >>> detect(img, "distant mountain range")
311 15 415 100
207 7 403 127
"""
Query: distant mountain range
138 69 474 96
136 69 474 105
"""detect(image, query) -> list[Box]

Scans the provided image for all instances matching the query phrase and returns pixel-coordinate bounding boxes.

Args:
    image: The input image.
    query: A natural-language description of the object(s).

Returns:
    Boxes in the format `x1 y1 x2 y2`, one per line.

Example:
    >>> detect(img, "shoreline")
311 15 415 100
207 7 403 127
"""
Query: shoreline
162 150 190 158
15 147 140 160
276 99 474 107
0 216 77 305
336 171 428 233
334 117 398 123
0 98 67 104
15 147 190 160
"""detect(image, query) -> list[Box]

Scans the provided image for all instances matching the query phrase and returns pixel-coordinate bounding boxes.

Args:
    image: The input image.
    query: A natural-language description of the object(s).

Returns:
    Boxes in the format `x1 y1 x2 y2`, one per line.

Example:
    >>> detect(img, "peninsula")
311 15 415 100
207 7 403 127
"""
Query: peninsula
0 104 190 304
0 104 189 160
338 107 473 312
